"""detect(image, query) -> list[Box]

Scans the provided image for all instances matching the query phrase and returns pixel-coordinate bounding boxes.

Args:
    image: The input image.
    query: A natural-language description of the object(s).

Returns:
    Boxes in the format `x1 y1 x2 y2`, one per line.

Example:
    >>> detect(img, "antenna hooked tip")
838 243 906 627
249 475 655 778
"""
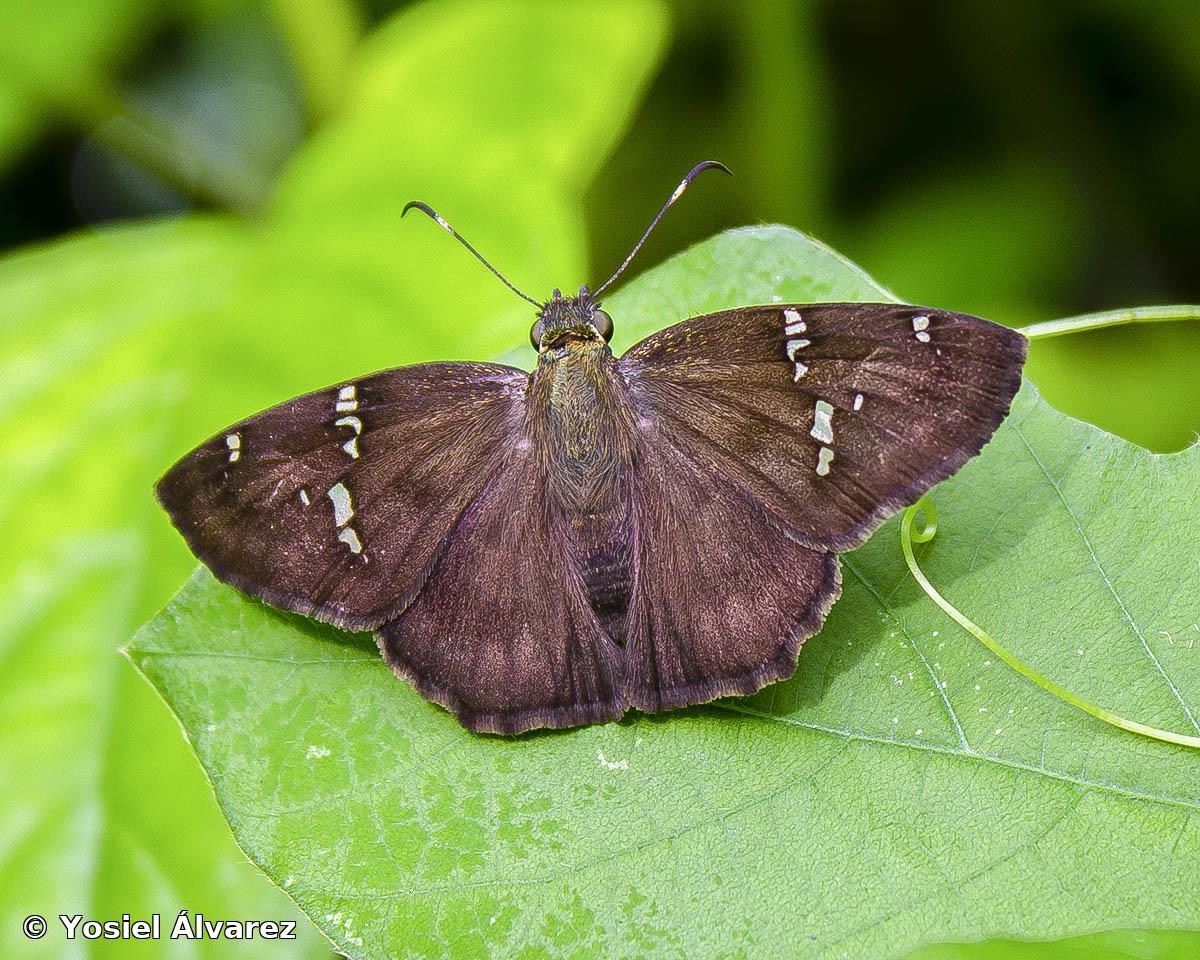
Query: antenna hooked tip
402 200 435 219
694 159 733 178
593 159 732 296
402 199 541 307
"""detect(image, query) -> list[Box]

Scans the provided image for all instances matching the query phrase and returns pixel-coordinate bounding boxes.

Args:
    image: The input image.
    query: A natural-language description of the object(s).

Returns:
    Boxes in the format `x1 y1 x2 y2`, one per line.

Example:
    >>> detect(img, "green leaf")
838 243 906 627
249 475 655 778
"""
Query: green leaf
0 1 666 955
126 223 1200 958
0 0 157 170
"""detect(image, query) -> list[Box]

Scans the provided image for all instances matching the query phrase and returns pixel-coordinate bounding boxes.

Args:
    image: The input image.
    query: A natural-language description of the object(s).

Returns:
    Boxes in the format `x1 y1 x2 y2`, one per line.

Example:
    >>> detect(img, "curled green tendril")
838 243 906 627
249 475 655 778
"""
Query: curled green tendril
900 496 1200 750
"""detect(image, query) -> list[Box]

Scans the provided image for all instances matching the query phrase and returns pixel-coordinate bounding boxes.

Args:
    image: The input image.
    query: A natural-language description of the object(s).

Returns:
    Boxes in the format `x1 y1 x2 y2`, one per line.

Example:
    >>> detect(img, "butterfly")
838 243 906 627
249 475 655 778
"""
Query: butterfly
157 161 1026 735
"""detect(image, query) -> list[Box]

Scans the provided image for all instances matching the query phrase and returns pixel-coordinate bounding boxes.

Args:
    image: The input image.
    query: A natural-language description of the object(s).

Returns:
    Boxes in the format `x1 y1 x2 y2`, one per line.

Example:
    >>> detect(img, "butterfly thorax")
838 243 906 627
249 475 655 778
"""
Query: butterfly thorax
528 332 635 509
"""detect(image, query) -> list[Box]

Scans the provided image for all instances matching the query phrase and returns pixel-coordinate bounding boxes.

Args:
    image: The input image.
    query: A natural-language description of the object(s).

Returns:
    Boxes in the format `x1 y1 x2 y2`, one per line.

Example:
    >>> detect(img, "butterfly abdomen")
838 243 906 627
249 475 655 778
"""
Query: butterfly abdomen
572 504 634 640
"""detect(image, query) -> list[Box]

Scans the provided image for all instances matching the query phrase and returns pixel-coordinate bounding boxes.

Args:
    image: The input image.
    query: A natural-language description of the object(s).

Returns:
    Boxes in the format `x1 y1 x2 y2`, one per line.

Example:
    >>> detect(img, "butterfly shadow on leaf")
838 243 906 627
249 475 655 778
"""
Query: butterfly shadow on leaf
732 425 1047 725
258 599 379 659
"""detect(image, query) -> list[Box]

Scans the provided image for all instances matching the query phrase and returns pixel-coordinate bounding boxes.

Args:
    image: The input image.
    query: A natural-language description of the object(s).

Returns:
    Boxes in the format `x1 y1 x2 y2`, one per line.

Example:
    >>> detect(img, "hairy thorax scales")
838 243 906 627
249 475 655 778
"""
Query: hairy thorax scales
527 338 638 637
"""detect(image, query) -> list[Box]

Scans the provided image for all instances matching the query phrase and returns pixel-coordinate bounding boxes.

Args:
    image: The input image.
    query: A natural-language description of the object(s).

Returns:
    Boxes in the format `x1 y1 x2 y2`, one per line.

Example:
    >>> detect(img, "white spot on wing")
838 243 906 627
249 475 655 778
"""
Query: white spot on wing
810 400 835 444
327 482 354 526
784 308 808 337
336 414 363 459
816 446 834 476
785 338 811 361
853 393 864 411
912 315 931 343
225 433 241 462
793 362 809 380
335 384 358 413
338 526 363 554
299 489 311 506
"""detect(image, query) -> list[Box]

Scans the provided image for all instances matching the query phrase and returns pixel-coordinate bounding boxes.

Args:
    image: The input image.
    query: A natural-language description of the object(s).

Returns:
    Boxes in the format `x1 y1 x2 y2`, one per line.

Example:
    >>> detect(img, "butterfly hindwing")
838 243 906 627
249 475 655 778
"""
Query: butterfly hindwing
156 362 527 631
623 435 841 712
619 303 1026 550
378 444 626 734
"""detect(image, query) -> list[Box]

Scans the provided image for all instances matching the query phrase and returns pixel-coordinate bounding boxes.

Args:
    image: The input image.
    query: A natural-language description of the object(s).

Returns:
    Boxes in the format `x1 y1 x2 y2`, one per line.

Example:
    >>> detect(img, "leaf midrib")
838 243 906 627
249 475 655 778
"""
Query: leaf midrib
133 626 1200 823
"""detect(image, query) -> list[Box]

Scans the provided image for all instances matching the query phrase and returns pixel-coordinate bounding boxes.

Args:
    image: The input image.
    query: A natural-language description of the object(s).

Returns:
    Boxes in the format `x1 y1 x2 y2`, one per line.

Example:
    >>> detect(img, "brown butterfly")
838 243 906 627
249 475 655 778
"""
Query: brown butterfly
157 162 1026 734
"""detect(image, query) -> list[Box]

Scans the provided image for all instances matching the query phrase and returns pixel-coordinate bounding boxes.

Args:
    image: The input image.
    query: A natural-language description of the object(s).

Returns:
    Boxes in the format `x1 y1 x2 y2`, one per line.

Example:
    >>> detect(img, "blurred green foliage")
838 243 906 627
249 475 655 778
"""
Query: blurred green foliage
1 1 1198 959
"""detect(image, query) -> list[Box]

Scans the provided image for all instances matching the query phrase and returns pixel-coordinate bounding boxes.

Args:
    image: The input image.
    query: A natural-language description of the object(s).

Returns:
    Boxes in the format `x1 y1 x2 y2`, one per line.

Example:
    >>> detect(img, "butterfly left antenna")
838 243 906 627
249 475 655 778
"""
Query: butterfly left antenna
402 201 542 307
593 160 732 296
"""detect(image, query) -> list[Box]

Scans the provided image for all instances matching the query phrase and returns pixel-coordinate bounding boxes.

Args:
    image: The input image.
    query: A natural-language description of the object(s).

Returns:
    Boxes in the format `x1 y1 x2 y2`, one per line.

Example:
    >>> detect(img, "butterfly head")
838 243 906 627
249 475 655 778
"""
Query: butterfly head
530 285 614 354
403 160 730 357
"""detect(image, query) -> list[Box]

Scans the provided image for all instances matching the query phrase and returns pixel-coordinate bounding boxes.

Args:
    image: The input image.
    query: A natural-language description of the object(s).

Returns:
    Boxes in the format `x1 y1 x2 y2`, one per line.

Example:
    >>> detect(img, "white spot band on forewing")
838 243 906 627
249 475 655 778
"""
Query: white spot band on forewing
342 438 360 459
225 433 241 462
853 393 864 411
299 489 311 506
912 315 931 343
810 400 835 444
793 362 809 380
335 384 358 413
327 482 354 526
816 446 834 476
338 526 363 554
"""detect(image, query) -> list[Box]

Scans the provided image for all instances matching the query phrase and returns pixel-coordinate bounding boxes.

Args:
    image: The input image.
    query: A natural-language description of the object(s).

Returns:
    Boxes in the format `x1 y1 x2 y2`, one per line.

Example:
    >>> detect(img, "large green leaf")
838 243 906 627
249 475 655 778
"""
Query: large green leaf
127 224 1200 958
0 1 666 956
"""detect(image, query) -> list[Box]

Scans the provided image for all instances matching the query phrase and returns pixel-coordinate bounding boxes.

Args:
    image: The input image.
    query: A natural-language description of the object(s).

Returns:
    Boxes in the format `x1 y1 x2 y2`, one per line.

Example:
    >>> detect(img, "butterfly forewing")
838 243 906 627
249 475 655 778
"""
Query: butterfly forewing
156 362 527 631
619 303 1026 551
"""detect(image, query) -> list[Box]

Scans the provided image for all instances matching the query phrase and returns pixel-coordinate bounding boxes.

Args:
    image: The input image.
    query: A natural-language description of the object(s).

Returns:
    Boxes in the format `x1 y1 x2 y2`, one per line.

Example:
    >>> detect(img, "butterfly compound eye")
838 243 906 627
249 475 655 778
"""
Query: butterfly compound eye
592 309 614 342
529 319 544 350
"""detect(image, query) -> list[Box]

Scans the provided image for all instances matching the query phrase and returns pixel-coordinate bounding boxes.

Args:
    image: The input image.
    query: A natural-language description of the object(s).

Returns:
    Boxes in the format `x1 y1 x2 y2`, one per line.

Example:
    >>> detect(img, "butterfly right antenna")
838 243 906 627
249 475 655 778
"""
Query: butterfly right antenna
402 200 542 308
593 160 732 297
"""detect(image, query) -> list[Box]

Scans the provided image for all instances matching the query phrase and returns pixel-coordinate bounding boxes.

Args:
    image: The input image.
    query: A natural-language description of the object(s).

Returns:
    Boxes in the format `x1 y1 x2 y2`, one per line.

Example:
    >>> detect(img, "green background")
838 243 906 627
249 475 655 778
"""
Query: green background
2 1 1198 958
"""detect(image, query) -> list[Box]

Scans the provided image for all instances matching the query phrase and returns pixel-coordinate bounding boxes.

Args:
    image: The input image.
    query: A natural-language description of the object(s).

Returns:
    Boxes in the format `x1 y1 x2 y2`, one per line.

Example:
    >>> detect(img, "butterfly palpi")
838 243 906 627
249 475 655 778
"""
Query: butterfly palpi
158 161 1026 735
